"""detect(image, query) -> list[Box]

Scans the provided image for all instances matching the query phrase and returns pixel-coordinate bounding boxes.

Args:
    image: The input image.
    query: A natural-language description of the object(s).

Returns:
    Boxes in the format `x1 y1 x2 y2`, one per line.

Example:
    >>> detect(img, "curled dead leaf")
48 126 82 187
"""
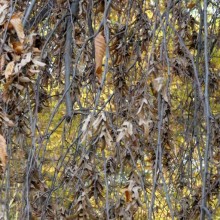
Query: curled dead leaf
162 87 169 103
4 61 14 79
125 190 132 202
116 121 133 142
9 12 25 43
14 83 24 90
82 114 92 133
0 54 5 72
99 127 113 147
94 32 106 83
32 59 46 67
14 52 32 73
0 113 14 127
12 41 23 55
19 76 31 83
153 77 165 92
92 112 106 131
0 1 9 25
0 134 7 171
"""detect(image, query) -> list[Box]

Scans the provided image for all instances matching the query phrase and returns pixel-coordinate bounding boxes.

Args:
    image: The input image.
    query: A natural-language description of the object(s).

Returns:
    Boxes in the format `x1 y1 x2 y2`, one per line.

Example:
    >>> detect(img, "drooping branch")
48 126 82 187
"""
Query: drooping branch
201 0 211 219
64 0 80 122
27 0 54 30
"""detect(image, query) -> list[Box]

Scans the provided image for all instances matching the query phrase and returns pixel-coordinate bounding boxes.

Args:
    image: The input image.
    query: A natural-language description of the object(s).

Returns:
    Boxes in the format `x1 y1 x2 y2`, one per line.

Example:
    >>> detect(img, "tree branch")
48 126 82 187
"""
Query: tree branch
64 0 80 122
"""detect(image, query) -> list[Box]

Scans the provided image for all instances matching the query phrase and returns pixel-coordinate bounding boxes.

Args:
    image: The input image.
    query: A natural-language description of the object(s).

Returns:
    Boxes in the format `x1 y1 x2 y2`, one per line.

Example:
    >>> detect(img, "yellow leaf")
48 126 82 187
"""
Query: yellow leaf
94 32 106 83
0 134 7 171
9 12 25 43
4 61 14 79
187 2 196 9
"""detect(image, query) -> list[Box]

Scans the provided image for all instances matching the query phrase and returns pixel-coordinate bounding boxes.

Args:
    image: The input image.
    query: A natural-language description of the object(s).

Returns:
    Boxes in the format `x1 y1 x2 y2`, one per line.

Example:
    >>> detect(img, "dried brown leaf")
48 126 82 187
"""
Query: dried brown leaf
0 1 9 25
123 121 133 136
94 32 106 83
116 121 133 142
92 112 106 131
19 76 31 83
9 12 25 43
187 2 196 9
12 41 23 55
14 52 32 73
4 61 14 79
32 59 46 67
162 87 169 103
0 134 7 171
153 77 164 92
136 98 149 115
116 129 125 143
0 113 14 127
82 114 91 133
125 190 132 202
0 54 5 72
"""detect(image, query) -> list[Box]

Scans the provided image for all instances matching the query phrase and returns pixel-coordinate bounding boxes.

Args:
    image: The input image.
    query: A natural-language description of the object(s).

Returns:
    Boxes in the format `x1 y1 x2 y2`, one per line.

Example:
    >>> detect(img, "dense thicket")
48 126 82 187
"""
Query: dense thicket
0 0 220 219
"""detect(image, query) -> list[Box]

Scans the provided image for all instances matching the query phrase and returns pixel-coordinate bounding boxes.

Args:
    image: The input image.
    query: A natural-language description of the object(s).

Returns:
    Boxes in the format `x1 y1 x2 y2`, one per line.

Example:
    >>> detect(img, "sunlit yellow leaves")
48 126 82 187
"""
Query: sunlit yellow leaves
95 32 106 83
0 134 7 171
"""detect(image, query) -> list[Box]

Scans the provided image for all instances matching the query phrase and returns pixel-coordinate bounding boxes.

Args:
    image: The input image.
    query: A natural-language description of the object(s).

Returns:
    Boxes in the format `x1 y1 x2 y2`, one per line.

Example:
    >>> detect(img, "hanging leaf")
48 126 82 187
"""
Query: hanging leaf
14 52 32 73
4 61 14 79
0 134 7 171
32 59 46 67
19 76 31 83
12 41 23 55
0 113 14 127
94 32 106 83
9 12 25 43
152 77 164 92
82 114 92 133
162 87 169 103
125 190 132 202
116 121 133 142
0 54 5 72
0 1 9 25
